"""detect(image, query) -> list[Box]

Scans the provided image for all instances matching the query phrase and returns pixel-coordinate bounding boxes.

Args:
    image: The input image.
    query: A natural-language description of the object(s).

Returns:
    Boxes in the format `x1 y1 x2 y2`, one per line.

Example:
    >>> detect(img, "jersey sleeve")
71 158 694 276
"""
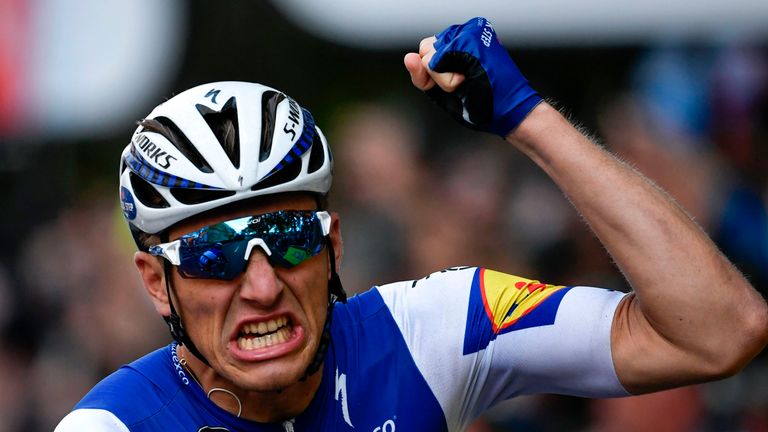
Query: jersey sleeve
375 266 629 431
55 409 130 432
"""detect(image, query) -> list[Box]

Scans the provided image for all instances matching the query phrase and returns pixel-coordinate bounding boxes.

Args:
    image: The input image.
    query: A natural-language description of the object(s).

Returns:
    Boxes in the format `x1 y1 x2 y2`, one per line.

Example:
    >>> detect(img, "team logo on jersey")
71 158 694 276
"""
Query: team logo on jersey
335 368 353 427
462 268 571 355
198 427 229 432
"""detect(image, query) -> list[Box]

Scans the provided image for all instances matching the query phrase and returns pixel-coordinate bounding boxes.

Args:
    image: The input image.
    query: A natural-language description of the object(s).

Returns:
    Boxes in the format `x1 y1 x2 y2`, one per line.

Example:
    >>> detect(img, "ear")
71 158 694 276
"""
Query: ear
328 212 343 274
134 251 171 317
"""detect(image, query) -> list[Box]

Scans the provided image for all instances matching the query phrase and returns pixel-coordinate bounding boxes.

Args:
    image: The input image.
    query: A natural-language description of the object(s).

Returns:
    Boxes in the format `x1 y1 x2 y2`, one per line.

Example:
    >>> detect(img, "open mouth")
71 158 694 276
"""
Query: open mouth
236 316 293 351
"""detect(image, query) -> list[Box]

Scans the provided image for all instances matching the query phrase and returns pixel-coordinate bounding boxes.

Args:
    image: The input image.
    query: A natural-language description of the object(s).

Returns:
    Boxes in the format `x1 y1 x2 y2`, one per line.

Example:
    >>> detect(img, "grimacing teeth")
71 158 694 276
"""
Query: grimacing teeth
240 316 289 337
237 326 292 350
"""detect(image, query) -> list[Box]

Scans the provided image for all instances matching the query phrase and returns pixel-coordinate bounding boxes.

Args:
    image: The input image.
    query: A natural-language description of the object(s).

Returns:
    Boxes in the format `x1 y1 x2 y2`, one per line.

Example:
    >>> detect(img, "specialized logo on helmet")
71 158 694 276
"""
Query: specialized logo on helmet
462 268 571 355
204 88 221 104
133 134 177 169
120 187 137 220
282 98 302 141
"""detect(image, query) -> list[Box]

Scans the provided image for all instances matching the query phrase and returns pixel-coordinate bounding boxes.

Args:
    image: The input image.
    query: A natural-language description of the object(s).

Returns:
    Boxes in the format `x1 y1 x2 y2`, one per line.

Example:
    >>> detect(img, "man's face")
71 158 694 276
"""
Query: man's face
167 194 338 392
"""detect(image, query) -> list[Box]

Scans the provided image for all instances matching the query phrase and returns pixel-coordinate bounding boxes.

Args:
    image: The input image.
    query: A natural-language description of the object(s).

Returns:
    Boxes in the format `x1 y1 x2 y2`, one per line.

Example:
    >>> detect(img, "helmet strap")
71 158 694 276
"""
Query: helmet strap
160 243 212 367
301 239 346 380
327 239 347 304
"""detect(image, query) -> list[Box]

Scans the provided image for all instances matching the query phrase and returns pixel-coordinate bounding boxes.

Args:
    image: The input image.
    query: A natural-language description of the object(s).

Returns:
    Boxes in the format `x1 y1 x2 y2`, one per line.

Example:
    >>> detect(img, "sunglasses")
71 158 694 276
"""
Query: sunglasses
149 210 331 280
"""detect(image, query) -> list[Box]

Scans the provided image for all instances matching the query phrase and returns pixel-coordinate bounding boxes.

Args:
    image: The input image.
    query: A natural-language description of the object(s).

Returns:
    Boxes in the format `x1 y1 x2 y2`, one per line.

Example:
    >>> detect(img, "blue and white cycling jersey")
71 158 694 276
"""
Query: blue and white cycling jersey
56 267 628 431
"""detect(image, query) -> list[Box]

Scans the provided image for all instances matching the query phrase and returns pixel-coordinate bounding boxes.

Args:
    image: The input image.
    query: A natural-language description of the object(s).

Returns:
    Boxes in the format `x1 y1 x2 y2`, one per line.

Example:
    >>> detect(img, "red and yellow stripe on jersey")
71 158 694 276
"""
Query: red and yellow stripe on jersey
463 268 571 355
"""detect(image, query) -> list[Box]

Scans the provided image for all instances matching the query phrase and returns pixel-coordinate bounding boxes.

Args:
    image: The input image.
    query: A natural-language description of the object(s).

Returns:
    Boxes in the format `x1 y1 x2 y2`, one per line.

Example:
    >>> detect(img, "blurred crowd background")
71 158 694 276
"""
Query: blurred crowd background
1 1 767 431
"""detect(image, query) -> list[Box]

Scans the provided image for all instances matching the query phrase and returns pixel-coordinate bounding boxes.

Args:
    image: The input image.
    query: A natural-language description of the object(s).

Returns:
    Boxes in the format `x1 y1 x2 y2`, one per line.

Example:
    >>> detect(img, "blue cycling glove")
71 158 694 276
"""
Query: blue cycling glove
426 17 542 137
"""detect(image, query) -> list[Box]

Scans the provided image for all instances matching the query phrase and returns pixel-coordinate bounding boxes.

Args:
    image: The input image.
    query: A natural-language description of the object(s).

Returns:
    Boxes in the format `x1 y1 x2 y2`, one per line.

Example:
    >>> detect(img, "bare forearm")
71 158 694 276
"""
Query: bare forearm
507 102 768 392
509 103 716 293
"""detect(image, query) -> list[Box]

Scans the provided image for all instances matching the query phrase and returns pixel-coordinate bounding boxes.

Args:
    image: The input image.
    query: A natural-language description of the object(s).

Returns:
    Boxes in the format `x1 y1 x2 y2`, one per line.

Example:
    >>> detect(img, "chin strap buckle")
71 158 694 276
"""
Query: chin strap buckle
164 313 187 343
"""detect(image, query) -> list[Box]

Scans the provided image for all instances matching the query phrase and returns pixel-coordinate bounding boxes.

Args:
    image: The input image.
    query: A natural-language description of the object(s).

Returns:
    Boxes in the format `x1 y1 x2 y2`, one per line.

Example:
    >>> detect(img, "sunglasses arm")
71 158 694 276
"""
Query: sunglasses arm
149 240 182 266
317 211 332 236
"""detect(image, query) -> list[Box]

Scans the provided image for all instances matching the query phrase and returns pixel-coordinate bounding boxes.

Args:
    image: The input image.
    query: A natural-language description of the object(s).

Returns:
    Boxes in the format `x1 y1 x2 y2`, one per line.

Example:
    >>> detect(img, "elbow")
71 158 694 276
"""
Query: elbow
736 297 768 364
706 299 768 380
735 299 768 365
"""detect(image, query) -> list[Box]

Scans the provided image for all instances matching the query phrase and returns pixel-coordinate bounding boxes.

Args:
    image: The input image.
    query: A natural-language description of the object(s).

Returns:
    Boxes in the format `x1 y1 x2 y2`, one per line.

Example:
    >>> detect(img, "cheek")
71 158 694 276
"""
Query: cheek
308 275 331 327
179 290 232 346
281 263 329 322
184 294 220 313
173 279 231 323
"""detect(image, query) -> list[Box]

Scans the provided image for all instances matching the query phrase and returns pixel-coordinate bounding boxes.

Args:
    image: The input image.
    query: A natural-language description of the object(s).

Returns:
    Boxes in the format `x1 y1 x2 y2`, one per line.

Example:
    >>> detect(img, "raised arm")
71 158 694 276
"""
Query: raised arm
405 17 768 394
508 102 767 393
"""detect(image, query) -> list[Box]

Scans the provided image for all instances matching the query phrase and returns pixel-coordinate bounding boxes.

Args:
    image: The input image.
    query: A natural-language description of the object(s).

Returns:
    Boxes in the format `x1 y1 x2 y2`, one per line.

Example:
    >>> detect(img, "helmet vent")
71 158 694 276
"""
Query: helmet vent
129 172 170 208
251 156 302 191
170 188 236 205
196 97 240 169
259 91 286 162
307 132 325 174
145 117 214 174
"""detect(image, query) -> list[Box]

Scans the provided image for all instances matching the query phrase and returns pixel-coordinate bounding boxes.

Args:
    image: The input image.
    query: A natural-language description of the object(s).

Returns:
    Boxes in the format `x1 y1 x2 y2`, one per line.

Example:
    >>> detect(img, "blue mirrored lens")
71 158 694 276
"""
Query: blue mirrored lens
174 210 325 280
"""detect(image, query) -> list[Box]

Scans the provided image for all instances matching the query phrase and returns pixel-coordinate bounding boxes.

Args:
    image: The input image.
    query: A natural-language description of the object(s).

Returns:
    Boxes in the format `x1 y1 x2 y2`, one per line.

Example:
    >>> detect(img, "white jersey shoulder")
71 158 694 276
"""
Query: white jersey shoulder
376 266 628 431
55 409 129 432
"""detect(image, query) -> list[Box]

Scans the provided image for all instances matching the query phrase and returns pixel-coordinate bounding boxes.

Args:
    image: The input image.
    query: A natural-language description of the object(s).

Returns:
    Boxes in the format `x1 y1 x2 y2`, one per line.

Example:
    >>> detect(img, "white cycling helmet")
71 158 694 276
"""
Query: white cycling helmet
119 81 333 237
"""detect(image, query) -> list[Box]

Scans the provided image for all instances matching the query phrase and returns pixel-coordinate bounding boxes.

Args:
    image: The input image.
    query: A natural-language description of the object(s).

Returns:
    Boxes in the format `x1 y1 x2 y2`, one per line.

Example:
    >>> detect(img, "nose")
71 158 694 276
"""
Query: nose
239 249 283 306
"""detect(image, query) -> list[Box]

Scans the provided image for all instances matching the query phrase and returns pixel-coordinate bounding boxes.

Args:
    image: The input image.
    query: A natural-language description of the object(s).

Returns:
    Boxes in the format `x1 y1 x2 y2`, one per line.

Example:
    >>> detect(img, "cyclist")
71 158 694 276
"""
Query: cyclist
56 17 767 431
